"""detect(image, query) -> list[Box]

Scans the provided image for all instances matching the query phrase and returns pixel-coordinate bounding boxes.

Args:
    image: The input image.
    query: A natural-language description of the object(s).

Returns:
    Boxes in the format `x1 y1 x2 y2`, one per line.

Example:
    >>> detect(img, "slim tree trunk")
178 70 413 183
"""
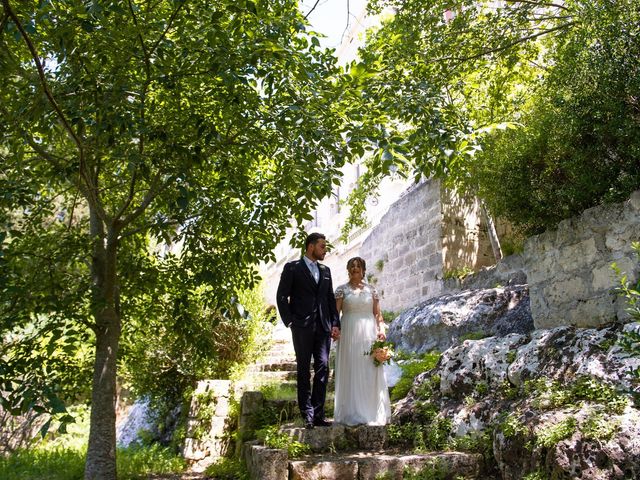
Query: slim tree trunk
480 200 503 262
85 212 120 480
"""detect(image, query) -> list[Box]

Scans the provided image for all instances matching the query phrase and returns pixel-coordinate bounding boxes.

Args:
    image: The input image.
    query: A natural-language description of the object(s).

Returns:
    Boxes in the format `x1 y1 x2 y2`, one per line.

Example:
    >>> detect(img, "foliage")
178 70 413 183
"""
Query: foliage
381 310 398 323
581 410 620 442
120 282 273 408
205 457 249 480
401 460 450 480
387 416 451 452
259 382 298 402
442 266 474 281
523 471 549 480
525 376 629 415
447 430 493 463
0 447 85 480
534 417 577 449
255 425 310 457
459 330 488 342
0 0 367 473
117 444 187 479
390 351 441 401
614 241 640 401
341 0 640 237
499 411 528 440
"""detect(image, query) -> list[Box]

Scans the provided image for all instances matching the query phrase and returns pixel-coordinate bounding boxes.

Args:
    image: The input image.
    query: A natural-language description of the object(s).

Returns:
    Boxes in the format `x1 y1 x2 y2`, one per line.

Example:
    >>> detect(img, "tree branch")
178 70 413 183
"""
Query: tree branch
148 0 186 58
2 0 84 159
304 0 321 20
504 0 570 12
127 0 151 71
439 21 576 67
119 172 174 229
3 0 110 224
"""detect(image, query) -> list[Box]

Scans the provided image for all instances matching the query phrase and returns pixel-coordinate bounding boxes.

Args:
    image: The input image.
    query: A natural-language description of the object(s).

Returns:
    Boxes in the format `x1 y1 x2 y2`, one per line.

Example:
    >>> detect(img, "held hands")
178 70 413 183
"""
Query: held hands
377 331 386 341
331 326 341 340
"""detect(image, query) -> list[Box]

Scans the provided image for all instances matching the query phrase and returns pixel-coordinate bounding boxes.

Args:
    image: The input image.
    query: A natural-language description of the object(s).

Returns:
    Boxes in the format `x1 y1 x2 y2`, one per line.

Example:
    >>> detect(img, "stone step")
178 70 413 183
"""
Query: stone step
249 370 298 382
243 442 483 480
248 361 298 372
289 450 483 480
281 423 388 453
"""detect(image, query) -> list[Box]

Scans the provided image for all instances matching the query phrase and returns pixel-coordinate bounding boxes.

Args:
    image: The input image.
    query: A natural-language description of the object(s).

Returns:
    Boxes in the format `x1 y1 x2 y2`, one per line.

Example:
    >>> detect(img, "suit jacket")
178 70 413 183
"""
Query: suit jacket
276 258 340 332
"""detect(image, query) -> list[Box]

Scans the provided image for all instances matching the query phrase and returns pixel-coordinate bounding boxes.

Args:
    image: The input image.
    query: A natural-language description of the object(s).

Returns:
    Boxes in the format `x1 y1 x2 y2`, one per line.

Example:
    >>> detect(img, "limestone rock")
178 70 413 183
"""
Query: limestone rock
393 322 640 479
388 285 533 353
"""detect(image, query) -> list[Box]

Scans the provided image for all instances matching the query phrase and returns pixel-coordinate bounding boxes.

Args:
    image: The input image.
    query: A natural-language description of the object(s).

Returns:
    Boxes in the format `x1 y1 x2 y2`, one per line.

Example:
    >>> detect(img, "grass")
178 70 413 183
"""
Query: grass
0 405 186 480
0 445 187 480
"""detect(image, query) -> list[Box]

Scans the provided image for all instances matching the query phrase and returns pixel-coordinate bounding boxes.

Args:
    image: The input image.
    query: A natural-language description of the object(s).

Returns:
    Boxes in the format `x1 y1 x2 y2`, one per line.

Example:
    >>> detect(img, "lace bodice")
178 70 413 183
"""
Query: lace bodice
335 283 379 317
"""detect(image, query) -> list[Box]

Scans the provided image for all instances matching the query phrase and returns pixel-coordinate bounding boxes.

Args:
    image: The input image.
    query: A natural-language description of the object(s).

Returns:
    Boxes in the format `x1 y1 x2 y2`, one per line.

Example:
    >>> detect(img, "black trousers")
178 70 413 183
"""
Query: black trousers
290 322 332 423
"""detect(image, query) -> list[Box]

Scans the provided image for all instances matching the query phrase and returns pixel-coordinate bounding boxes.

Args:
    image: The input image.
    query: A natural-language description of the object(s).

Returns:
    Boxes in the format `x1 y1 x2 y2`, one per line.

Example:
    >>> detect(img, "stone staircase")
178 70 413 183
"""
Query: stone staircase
239 323 485 480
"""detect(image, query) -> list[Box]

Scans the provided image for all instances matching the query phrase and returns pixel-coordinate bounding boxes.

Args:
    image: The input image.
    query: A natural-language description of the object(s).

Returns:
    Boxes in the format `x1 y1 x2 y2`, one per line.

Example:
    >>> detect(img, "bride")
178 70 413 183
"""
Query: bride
333 256 391 426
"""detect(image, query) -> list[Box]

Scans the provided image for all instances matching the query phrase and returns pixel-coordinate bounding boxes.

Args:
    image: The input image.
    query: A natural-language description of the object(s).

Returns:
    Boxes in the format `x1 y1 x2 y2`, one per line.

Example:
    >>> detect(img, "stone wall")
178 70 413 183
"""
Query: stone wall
183 380 233 471
441 187 509 272
359 180 504 312
359 180 443 312
523 190 640 329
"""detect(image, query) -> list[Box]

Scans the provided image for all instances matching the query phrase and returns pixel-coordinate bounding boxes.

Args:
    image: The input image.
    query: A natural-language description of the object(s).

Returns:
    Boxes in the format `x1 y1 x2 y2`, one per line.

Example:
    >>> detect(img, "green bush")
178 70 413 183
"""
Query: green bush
476 2 640 235
391 352 441 402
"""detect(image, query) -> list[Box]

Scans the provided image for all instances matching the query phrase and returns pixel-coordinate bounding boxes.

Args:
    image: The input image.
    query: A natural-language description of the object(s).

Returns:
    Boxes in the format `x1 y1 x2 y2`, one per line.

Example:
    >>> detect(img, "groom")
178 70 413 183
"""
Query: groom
276 232 341 429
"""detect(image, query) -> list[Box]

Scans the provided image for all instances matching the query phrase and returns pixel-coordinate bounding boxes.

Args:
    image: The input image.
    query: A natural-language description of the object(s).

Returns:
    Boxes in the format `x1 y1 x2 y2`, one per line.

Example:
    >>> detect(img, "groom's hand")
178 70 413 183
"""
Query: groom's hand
331 326 340 340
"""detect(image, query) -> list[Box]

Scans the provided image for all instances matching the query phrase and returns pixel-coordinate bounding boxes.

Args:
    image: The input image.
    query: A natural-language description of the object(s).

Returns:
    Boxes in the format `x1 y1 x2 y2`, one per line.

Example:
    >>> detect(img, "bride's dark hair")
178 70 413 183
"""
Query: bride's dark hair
346 256 366 274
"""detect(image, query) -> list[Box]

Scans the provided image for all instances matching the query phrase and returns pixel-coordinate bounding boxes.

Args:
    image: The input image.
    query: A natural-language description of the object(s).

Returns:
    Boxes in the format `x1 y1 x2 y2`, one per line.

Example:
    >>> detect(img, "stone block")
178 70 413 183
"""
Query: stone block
525 253 559 284
591 258 634 292
243 442 288 480
605 223 640 251
563 294 618 328
214 397 230 417
209 416 227 435
353 425 387 450
542 276 589 307
557 238 599 272
284 425 347 453
195 379 231 397
183 437 209 461
290 458 359 480
241 391 264 416
628 190 640 211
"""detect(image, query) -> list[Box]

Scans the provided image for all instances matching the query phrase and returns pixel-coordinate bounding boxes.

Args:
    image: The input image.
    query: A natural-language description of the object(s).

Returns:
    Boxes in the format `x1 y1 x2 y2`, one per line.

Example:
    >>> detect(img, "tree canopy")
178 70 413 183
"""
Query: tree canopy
341 0 640 235
0 0 363 477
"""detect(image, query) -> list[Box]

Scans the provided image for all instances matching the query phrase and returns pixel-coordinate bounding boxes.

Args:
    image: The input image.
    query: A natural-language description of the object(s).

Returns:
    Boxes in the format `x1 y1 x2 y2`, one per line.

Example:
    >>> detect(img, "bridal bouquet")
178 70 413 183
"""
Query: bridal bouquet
366 339 394 367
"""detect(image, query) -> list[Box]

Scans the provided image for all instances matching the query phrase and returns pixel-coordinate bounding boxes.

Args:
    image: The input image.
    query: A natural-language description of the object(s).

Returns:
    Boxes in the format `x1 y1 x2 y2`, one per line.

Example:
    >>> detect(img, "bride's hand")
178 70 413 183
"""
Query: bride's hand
377 331 386 341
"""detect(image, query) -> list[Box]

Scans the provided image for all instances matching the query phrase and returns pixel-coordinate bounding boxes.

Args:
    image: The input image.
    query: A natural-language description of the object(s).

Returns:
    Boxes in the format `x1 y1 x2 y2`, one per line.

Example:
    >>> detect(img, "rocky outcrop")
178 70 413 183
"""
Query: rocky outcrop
387 285 533 353
393 322 640 480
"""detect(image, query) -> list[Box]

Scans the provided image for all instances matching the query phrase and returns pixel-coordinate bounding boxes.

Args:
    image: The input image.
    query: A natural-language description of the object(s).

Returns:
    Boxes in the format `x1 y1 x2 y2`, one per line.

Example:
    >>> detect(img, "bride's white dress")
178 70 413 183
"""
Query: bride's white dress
333 283 391 426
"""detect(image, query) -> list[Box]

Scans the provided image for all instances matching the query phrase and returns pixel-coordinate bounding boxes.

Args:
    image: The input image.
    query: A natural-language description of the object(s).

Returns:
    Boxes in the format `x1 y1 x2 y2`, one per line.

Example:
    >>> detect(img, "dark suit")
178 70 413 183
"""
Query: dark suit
276 258 340 423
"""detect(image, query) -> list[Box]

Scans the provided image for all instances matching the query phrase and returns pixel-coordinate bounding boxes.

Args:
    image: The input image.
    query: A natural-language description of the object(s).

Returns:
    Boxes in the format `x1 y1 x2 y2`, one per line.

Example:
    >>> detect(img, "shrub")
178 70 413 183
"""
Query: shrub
391 351 441 402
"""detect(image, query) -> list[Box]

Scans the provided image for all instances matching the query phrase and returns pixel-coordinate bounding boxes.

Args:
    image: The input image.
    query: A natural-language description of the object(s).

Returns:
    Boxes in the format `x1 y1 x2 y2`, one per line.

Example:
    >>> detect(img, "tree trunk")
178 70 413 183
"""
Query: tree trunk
85 214 121 480
480 201 503 262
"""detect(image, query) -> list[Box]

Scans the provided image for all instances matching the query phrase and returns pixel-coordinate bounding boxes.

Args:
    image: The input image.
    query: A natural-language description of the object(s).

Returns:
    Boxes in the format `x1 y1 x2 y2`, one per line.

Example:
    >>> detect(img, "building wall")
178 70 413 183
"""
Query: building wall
358 179 444 312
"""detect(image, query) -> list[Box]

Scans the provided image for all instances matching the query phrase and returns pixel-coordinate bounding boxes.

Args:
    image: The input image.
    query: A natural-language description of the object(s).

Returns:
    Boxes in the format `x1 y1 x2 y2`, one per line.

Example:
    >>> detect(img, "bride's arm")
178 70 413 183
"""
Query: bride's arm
372 296 386 340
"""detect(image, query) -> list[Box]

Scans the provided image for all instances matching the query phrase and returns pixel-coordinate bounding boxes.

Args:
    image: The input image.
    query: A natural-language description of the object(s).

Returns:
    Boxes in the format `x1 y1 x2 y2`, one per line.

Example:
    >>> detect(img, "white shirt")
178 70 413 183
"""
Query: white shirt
303 255 320 283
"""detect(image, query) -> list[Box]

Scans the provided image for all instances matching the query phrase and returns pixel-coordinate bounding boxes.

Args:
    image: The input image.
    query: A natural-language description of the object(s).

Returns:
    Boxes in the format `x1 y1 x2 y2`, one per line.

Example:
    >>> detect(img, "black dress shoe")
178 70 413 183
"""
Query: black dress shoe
313 419 331 427
304 421 315 430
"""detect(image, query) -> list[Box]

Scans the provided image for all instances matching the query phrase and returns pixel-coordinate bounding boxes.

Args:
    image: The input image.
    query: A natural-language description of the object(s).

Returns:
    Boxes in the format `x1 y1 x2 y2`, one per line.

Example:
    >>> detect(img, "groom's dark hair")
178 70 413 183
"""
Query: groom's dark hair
305 232 326 249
